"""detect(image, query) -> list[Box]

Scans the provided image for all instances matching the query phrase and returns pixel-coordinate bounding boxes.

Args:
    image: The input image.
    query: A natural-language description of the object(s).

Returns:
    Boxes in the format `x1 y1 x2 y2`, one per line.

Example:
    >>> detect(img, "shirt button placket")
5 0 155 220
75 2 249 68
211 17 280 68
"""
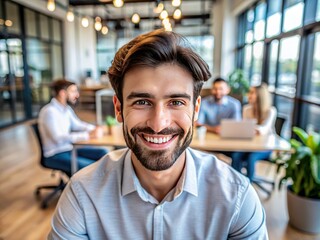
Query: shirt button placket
153 205 163 240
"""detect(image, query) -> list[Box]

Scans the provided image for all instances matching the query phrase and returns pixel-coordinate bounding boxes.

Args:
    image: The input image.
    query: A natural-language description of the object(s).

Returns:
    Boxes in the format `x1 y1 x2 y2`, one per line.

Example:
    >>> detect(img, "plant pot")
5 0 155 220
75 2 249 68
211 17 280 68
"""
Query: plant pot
287 187 320 234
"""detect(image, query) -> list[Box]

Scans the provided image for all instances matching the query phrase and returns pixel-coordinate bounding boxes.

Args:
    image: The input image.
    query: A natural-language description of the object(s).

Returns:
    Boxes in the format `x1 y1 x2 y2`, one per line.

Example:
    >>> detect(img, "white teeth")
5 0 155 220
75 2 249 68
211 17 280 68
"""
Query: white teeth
145 136 172 144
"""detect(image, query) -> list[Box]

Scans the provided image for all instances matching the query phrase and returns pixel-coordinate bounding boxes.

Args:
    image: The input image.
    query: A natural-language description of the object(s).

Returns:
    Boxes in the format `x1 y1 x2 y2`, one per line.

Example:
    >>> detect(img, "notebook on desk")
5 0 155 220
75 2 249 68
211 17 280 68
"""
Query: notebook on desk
220 119 256 139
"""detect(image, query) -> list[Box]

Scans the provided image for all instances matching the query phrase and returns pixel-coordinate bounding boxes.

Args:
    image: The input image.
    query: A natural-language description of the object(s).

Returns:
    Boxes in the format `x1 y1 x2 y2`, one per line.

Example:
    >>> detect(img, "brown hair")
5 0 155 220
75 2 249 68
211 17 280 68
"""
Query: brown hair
108 29 211 105
254 83 272 124
51 79 76 96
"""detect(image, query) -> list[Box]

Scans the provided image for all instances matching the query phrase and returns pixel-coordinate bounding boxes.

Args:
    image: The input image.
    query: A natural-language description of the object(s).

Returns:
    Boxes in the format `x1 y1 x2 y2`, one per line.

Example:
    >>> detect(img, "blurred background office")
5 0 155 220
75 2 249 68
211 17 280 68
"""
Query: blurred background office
0 0 319 138
1 0 320 239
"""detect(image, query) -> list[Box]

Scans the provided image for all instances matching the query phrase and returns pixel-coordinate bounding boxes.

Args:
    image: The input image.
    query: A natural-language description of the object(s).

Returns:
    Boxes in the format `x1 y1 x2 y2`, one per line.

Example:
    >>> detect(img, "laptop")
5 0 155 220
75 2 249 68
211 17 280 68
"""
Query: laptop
220 119 256 139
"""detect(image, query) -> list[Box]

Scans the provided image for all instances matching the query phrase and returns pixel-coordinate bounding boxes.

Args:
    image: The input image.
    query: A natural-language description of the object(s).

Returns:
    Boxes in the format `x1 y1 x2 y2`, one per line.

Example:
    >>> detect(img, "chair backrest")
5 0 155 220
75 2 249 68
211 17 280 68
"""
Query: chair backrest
275 116 286 136
31 123 46 167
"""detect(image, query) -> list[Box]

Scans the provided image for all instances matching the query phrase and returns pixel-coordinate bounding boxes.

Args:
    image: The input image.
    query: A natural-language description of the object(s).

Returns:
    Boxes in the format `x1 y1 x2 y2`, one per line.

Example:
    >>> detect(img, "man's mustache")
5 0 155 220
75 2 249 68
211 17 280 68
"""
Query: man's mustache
130 126 184 136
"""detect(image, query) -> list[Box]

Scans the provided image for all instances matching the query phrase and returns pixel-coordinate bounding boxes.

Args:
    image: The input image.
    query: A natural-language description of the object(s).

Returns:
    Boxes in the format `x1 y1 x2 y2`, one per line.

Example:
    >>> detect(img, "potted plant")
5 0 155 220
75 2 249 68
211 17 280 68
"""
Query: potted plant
105 115 117 135
274 126 320 234
227 69 250 104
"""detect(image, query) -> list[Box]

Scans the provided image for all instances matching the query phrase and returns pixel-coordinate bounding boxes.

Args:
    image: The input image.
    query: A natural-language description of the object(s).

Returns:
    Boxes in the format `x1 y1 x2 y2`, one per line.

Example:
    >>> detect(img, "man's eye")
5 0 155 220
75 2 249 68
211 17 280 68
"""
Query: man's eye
134 100 149 105
171 100 184 106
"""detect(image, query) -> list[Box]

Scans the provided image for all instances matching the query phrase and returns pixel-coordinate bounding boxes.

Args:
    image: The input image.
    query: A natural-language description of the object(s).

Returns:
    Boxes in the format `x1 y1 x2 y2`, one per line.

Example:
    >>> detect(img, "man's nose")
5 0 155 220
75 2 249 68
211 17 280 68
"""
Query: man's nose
146 105 171 133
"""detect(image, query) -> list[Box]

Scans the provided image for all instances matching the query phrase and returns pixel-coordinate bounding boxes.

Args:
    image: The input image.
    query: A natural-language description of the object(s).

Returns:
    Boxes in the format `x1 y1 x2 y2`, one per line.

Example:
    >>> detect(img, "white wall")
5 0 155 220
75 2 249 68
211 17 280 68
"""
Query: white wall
13 0 98 84
211 0 257 80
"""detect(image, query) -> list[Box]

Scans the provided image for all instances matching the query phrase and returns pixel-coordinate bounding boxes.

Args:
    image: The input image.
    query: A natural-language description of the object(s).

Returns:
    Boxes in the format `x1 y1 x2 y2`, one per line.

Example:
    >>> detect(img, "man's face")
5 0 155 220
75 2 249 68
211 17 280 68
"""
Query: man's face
66 85 80 106
113 64 201 171
211 81 229 102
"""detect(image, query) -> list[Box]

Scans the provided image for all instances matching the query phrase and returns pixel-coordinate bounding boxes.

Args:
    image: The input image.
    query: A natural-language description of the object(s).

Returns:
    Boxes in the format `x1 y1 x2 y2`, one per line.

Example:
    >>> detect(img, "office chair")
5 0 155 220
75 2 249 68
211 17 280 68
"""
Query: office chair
31 123 71 209
252 115 286 196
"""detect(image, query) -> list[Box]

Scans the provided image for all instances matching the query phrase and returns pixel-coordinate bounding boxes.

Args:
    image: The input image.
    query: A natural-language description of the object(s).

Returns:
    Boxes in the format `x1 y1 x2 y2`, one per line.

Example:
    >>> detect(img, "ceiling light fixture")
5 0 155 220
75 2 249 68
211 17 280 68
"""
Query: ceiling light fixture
160 10 168 20
154 2 164 14
66 9 75 22
95 17 102 31
173 8 182 20
81 17 89 28
101 25 109 35
47 0 55 12
131 13 140 24
172 0 181 7
113 0 124 8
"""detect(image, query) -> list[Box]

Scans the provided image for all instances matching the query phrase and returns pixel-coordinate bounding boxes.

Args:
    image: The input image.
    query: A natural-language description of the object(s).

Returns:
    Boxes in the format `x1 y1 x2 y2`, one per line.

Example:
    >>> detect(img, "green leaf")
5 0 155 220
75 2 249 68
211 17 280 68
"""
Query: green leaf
311 154 320 184
308 132 320 153
293 127 308 145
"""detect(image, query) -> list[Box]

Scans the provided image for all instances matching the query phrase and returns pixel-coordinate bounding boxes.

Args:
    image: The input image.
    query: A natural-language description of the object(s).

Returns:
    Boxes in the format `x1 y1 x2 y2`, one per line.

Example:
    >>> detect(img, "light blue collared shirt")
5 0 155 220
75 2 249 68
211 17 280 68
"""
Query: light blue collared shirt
198 95 241 126
48 148 268 240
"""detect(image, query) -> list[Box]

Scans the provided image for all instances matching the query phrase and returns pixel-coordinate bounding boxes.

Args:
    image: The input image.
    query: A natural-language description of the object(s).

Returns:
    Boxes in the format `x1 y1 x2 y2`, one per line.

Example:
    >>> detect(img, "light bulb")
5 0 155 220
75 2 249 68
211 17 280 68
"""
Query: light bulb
113 0 124 8
160 10 168 20
101 26 108 35
154 2 164 13
5 20 13 27
47 0 55 12
66 10 74 22
131 13 140 24
172 0 181 7
94 17 102 31
173 8 181 20
81 17 89 28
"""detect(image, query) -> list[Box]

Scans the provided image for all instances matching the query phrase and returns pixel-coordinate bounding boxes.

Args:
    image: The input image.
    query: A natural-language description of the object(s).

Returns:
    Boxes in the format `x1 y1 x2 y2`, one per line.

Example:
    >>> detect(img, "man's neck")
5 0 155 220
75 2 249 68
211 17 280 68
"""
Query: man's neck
132 152 186 202
55 96 67 106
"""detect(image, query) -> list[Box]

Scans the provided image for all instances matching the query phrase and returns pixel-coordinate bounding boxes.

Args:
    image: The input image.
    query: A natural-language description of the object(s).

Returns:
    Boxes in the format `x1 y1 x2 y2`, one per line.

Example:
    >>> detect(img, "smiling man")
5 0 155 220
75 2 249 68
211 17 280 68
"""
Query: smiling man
48 30 268 239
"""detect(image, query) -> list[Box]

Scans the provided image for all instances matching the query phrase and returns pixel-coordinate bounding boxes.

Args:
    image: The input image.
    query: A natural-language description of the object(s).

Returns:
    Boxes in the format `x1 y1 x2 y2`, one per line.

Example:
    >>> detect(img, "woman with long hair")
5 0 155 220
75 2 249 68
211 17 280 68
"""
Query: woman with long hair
231 83 277 181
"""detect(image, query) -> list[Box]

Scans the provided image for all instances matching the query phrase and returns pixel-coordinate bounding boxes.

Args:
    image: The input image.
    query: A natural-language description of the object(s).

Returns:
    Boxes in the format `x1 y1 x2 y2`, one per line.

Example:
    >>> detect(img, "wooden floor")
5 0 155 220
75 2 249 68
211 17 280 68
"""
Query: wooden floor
0 111 319 240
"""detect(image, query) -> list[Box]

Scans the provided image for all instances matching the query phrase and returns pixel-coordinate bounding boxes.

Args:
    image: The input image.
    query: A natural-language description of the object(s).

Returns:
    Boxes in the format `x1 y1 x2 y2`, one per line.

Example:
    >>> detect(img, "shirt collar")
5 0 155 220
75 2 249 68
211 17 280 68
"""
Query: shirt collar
210 95 229 106
51 98 68 112
121 148 198 202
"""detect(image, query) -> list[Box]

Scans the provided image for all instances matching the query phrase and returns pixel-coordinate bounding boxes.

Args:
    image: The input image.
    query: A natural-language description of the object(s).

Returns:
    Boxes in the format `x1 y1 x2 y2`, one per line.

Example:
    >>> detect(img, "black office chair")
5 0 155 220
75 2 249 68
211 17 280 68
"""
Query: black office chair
31 123 71 209
252 115 286 196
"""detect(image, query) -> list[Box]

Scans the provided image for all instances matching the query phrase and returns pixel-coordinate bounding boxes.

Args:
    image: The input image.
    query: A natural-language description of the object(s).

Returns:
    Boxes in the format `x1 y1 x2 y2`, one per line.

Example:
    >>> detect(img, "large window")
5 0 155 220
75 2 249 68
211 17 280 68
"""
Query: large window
237 0 320 137
0 0 64 128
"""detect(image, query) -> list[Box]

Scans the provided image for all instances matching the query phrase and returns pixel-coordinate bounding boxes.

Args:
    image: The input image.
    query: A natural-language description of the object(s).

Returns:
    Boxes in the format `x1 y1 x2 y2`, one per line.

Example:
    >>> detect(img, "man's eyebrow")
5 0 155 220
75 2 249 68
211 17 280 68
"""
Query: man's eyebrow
126 92 191 101
164 93 191 101
127 92 154 100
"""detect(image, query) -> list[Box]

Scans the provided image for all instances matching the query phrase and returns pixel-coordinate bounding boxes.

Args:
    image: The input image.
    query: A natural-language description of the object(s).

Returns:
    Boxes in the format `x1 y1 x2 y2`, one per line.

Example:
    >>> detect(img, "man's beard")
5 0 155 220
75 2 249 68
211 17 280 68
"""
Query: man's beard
67 98 78 107
123 123 194 171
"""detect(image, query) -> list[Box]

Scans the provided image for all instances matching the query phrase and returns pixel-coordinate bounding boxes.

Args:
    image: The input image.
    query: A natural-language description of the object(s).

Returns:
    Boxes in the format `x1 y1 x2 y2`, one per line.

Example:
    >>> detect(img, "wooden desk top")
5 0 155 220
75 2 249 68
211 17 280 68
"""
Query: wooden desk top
74 125 290 152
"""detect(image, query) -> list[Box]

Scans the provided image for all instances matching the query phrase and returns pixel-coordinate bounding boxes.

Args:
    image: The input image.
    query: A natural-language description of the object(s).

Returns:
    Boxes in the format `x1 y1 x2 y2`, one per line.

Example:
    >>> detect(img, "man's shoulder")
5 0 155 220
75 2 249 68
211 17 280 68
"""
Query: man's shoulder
70 148 129 186
187 148 249 187
226 95 241 106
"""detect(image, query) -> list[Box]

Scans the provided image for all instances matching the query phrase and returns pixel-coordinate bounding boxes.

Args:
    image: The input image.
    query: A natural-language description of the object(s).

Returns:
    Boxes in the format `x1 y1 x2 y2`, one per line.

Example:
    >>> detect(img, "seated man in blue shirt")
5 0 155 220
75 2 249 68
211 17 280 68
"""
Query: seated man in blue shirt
197 77 241 134
48 30 268 239
38 79 107 175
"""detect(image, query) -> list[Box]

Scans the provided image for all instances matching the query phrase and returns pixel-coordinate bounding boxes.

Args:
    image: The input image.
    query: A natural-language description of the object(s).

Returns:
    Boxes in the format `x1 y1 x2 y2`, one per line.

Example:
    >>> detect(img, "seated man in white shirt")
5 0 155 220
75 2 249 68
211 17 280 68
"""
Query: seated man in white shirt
38 79 107 175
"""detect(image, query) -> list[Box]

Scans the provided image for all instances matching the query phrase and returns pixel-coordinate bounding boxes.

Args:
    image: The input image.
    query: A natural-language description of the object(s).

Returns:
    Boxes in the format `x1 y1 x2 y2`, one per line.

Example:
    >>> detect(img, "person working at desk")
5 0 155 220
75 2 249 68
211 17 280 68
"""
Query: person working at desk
38 79 107 175
196 77 241 134
48 30 268 239
231 83 277 181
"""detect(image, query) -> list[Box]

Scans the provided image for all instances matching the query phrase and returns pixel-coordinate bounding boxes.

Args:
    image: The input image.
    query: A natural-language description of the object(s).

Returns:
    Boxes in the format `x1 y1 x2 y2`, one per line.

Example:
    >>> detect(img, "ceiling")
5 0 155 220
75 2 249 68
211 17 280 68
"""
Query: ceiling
68 0 214 23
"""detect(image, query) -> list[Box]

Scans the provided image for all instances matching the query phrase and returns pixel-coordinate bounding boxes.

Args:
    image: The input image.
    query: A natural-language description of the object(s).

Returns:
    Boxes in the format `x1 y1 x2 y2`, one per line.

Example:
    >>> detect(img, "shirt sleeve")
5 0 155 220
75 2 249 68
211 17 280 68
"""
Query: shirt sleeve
228 184 269 239
48 181 88 240
68 107 96 132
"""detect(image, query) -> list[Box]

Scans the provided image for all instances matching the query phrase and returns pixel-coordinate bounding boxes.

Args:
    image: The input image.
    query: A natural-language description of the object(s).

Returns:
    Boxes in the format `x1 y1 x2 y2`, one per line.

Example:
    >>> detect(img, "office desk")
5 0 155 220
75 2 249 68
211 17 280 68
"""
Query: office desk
72 125 290 174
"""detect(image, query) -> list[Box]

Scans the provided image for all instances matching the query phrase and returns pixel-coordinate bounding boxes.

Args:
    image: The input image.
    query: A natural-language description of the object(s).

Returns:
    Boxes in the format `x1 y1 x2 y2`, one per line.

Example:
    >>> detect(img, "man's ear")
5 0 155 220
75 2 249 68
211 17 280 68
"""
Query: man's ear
194 96 201 122
113 95 123 123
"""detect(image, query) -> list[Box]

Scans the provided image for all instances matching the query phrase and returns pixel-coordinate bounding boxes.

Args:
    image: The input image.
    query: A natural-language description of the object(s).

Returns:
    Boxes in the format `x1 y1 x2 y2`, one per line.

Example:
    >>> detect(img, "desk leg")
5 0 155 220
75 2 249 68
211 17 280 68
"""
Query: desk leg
71 147 78 175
